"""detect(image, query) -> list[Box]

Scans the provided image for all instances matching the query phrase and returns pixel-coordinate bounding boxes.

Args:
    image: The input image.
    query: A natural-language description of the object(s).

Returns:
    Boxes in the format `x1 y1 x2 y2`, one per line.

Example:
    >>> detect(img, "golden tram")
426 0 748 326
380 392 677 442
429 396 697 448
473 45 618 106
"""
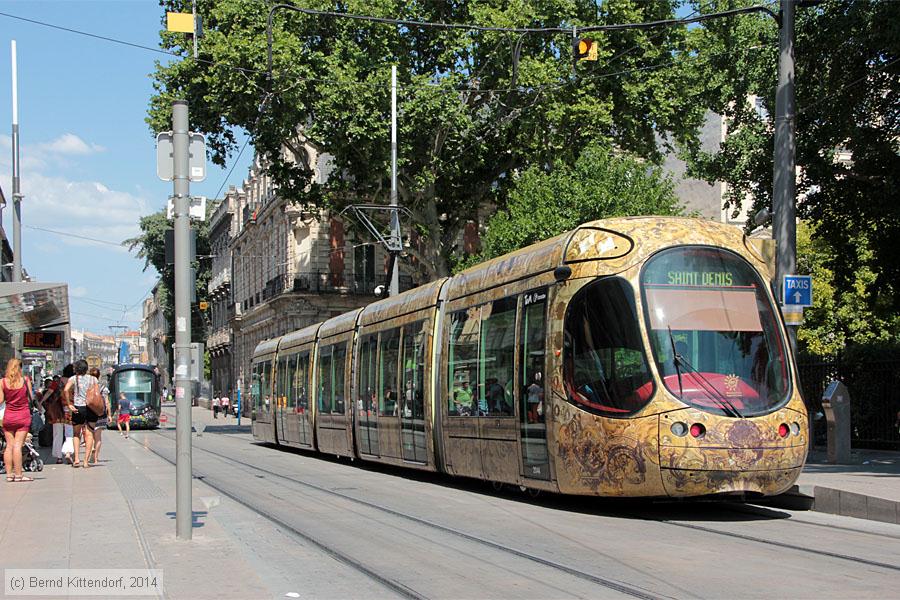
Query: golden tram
250 217 808 498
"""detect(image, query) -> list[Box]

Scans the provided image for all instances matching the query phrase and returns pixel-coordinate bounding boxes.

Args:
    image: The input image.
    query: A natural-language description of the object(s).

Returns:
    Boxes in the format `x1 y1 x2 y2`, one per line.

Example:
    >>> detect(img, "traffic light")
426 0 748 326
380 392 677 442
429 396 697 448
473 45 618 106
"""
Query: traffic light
573 38 598 61
199 301 209 311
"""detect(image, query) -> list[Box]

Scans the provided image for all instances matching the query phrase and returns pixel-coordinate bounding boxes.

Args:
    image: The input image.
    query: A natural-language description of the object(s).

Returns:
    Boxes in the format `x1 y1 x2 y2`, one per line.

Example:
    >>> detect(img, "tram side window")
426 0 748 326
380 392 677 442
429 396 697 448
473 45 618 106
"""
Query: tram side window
286 353 298 411
564 277 654 417
259 360 272 411
379 328 400 416
401 321 426 419
480 297 517 416
522 291 547 424
276 355 289 410
358 336 377 414
333 343 347 414
318 346 333 413
448 307 479 416
296 351 310 412
250 363 261 414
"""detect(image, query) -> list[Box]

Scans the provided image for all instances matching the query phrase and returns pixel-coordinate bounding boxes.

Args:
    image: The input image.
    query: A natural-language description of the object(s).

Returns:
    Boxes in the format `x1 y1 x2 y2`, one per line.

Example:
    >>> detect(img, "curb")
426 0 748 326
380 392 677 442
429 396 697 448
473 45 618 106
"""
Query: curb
762 485 900 524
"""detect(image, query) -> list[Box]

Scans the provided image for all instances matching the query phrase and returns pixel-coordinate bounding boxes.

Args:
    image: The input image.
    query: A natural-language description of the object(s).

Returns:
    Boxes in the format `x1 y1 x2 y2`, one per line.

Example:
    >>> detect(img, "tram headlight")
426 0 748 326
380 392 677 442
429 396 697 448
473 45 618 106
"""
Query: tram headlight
790 422 801 436
670 422 688 437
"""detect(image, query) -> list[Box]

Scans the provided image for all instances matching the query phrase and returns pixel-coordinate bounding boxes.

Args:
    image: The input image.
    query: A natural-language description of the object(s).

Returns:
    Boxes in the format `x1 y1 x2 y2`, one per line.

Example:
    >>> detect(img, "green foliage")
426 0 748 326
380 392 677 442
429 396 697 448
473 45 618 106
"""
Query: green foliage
685 0 900 336
149 0 706 280
473 143 681 263
124 207 213 363
796 222 900 357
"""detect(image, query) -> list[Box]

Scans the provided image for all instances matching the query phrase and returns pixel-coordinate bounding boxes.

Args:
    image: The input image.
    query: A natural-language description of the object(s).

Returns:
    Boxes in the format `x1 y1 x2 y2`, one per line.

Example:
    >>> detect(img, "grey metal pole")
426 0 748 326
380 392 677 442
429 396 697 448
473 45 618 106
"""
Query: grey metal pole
172 100 193 541
389 65 400 297
774 0 797 352
11 40 22 283
192 0 198 60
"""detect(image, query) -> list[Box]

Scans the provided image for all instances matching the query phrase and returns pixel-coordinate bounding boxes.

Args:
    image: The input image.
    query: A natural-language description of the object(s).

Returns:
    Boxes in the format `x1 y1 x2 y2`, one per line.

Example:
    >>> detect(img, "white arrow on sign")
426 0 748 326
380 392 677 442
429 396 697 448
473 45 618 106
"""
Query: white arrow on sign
794 291 802 303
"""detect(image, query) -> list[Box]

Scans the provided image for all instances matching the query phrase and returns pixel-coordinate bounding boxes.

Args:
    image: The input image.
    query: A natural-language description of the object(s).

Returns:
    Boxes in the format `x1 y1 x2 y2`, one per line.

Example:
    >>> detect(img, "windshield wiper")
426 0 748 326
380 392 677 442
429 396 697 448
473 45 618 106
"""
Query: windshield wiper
675 351 745 419
666 327 684 399
665 327 743 418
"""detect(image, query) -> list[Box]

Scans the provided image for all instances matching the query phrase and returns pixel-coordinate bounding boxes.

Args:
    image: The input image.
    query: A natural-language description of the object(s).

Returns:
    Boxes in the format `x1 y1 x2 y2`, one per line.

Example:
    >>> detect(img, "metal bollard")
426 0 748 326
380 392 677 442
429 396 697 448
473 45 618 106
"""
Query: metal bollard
821 380 851 464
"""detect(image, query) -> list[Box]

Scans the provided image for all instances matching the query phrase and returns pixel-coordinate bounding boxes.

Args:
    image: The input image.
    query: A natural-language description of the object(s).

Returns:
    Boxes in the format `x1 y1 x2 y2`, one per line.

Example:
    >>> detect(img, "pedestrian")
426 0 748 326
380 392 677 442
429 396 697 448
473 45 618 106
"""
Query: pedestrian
1 358 36 482
212 393 220 419
116 392 131 438
220 392 230 419
63 359 100 468
86 368 110 465
42 376 66 463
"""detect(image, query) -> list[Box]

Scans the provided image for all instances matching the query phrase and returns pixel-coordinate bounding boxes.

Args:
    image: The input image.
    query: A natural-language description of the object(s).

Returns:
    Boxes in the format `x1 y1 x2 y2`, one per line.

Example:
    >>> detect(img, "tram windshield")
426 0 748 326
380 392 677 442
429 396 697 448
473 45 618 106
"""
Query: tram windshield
115 369 155 412
641 246 789 417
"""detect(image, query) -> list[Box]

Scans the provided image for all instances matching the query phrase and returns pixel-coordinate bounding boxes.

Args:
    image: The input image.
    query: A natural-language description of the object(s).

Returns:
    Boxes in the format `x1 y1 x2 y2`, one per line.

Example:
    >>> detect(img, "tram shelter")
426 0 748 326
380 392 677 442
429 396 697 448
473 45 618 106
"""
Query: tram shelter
0 281 70 372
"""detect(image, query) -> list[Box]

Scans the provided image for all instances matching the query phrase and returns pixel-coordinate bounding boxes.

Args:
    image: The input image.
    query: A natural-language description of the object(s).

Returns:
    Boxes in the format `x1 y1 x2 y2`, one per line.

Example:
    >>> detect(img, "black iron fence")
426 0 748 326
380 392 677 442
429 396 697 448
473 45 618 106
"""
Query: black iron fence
797 355 900 450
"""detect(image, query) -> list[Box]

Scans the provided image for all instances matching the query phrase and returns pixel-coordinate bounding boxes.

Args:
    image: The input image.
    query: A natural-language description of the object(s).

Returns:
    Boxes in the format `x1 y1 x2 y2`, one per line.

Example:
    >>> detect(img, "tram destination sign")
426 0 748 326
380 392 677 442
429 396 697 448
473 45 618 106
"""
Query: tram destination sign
783 275 813 307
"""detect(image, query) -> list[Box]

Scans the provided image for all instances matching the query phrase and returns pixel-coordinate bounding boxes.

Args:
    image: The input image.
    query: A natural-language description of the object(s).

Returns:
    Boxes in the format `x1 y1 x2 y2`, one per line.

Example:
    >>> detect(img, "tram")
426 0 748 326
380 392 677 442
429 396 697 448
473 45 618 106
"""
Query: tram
108 364 161 429
251 217 808 498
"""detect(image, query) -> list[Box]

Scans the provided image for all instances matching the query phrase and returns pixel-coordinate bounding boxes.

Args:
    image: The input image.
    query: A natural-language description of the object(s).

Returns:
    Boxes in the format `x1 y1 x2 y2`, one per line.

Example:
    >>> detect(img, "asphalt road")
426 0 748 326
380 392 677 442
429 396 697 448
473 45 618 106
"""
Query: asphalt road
133 424 900 599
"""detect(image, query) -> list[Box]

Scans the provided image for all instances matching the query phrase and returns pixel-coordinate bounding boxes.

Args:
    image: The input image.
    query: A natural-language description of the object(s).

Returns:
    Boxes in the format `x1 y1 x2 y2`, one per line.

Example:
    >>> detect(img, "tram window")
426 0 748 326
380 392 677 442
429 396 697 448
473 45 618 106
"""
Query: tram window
260 360 273 411
521 291 547 424
378 329 400 416
250 364 261 414
286 353 298 410
333 343 347 414
358 336 377 414
641 246 789 416
401 321 426 419
564 277 654 417
480 297 517 416
296 352 310 412
276 355 289 409
318 346 333 413
448 308 479 416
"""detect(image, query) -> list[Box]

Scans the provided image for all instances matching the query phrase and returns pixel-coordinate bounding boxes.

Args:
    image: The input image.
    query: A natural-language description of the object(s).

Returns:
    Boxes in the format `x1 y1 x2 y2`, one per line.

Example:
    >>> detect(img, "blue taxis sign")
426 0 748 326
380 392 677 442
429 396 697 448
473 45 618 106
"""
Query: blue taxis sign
783 275 812 307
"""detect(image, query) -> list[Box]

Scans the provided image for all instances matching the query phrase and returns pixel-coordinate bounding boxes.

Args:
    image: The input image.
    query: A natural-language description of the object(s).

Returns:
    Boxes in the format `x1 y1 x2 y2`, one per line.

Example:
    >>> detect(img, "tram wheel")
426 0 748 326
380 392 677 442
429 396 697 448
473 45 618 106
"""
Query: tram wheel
519 486 541 498
491 481 505 492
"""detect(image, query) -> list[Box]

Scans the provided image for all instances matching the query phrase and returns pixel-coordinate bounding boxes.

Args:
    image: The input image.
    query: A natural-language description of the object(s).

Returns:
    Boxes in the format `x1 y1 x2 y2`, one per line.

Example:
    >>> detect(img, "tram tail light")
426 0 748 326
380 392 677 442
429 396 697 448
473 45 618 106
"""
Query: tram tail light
689 423 706 438
778 423 789 438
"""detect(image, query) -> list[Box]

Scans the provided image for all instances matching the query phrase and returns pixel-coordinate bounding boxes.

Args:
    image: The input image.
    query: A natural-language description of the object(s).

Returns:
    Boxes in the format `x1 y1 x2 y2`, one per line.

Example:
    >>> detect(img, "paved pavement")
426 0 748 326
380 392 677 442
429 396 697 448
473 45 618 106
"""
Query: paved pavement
2 404 897 598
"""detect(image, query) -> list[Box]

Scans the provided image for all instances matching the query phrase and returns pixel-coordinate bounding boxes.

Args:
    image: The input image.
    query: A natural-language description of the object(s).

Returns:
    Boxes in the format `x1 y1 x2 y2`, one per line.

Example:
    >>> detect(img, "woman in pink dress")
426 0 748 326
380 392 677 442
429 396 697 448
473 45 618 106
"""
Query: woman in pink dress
1 358 35 482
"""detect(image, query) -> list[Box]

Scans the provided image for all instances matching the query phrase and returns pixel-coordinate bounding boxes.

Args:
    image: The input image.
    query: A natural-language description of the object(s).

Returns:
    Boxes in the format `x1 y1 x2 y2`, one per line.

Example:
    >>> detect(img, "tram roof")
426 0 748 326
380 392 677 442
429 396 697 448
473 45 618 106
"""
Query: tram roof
279 322 320 351
252 337 281 360
318 307 363 340
110 363 156 373
359 278 445 327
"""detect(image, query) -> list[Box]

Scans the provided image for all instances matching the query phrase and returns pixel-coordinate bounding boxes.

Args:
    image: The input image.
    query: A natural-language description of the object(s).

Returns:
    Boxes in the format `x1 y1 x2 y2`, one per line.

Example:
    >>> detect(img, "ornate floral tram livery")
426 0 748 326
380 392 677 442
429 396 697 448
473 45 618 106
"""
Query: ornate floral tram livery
251 217 808 498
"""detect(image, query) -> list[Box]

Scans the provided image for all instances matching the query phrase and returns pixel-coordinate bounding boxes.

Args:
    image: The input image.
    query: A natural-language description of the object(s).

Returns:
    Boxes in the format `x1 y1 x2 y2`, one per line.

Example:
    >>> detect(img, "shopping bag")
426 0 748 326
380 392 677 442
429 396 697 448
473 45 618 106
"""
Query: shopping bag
61 424 75 455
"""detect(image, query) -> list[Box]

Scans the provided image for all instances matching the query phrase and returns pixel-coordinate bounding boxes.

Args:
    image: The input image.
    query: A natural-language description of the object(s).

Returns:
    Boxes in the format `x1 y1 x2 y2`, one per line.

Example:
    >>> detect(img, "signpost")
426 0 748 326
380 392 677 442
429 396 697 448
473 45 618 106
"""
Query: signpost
782 275 812 327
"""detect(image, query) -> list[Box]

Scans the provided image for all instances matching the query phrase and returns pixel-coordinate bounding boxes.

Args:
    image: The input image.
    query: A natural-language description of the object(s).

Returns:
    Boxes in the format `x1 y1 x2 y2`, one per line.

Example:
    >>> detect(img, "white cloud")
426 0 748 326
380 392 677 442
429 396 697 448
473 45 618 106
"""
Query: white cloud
38 133 105 156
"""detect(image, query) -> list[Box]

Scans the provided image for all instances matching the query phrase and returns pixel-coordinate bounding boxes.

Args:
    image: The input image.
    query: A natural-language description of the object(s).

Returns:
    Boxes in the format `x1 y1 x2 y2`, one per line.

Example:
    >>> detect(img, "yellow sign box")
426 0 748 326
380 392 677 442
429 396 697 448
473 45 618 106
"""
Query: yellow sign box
167 12 195 33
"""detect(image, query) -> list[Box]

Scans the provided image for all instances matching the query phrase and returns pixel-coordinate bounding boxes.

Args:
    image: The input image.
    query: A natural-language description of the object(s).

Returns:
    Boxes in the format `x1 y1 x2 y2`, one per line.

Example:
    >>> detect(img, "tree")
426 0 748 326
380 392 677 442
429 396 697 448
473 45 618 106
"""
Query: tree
473 143 682 263
148 0 706 282
124 208 212 367
684 0 900 320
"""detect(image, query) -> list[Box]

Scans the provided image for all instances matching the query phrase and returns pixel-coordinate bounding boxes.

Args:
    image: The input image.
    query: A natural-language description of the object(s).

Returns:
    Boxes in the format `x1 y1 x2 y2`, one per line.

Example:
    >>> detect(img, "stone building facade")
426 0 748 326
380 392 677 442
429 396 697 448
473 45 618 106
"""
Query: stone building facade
207 189 238 396
222 146 411 412
141 282 170 384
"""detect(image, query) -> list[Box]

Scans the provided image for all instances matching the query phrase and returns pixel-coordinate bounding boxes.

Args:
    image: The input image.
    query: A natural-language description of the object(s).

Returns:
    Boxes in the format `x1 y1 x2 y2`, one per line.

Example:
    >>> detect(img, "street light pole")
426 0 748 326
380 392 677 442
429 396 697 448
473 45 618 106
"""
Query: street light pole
172 100 193 541
10 40 22 283
773 0 797 351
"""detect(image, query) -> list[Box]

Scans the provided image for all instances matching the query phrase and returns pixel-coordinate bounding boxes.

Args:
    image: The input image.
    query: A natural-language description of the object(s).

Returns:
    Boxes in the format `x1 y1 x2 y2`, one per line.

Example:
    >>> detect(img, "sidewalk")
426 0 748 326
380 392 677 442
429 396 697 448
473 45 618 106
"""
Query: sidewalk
0 415 338 599
774 447 900 524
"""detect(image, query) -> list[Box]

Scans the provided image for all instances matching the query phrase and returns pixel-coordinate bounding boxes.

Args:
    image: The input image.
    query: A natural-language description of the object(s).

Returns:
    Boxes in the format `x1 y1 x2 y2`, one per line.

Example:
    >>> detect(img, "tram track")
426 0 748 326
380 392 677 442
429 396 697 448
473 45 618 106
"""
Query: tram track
144 429 669 600
148 426 900 578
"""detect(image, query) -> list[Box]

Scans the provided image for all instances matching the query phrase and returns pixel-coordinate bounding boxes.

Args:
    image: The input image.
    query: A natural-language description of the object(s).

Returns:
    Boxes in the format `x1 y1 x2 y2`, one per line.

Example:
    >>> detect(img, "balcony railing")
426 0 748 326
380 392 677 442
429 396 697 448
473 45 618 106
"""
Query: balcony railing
248 271 415 307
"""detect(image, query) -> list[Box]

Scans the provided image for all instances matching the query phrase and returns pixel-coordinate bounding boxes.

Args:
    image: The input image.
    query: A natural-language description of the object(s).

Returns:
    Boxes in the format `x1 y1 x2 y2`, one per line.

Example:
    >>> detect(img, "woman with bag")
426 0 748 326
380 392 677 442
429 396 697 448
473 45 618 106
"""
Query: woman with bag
1 358 35 482
43 378 66 463
63 359 100 468
86 368 110 465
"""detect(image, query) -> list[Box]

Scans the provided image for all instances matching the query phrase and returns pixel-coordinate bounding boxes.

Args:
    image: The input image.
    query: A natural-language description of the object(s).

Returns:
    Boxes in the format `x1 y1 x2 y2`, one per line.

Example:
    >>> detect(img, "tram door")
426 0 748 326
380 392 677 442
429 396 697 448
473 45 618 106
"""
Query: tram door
252 359 276 443
519 290 550 480
400 322 427 463
275 354 290 444
357 334 379 456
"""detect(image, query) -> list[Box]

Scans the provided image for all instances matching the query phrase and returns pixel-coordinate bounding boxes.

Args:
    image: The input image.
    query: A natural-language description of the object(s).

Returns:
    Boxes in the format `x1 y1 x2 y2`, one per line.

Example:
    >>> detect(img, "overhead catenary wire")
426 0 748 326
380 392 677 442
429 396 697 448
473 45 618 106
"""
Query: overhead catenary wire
24 224 125 247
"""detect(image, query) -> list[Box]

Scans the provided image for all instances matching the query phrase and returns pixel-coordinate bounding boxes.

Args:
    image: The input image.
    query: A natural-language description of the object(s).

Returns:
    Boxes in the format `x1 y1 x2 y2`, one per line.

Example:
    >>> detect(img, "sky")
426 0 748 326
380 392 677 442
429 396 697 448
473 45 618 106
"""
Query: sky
0 0 253 335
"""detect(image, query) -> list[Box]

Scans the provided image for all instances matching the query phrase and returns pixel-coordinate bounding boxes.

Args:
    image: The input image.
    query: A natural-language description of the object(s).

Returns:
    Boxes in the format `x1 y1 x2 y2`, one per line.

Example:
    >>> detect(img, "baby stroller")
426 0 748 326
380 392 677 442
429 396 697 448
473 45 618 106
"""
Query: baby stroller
0 419 45 474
